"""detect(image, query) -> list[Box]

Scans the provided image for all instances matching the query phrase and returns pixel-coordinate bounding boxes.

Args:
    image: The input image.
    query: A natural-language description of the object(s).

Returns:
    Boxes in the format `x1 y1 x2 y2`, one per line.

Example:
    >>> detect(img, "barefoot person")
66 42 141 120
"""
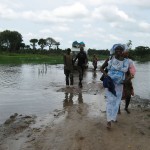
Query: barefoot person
122 51 136 114
100 44 129 129
64 48 74 87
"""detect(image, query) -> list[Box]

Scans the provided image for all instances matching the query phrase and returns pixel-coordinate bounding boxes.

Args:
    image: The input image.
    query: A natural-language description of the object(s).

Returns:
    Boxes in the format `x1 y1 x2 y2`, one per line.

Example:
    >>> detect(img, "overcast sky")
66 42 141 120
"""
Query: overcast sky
0 0 150 50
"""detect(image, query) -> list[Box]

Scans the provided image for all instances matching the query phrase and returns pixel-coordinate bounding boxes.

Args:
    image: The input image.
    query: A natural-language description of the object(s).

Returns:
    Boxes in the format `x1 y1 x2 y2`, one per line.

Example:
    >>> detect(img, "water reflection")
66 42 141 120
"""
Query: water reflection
63 92 86 118
0 62 149 124
63 93 73 107
92 71 97 80
38 64 48 76
63 92 83 108
78 93 83 104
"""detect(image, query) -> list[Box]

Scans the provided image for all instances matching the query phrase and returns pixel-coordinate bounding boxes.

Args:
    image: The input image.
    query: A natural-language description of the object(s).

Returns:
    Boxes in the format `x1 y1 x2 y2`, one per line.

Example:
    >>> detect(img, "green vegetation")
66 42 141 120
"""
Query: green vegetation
0 29 150 64
0 53 63 64
0 50 150 65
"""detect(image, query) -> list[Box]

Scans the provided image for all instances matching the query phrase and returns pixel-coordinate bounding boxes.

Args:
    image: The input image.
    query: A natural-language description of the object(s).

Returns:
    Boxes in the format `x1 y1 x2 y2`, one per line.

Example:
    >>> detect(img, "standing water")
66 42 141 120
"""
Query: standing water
0 62 149 124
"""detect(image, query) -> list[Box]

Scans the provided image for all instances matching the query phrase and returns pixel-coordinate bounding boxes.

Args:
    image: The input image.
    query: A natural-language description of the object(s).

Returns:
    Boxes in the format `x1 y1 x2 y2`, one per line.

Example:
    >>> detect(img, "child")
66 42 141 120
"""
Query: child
122 70 134 113
120 51 136 114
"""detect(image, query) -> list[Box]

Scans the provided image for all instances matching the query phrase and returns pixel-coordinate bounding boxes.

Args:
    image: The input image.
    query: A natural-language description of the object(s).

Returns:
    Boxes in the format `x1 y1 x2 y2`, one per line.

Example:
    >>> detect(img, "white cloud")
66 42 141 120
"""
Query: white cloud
52 25 70 32
83 24 92 28
0 4 19 19
39 29 53 34
124 0 150 8
52 2 89 18
92 5 135 22
139 22 150 31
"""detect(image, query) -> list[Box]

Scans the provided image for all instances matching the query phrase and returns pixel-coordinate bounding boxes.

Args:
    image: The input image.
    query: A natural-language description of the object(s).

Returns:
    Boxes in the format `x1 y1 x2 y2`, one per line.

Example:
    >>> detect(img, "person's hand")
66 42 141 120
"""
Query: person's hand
104 72 108 76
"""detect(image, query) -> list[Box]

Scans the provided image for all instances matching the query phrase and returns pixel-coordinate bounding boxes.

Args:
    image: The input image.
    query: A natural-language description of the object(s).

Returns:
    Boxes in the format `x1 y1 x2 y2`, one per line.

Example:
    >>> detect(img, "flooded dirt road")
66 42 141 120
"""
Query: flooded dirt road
0 63 150 150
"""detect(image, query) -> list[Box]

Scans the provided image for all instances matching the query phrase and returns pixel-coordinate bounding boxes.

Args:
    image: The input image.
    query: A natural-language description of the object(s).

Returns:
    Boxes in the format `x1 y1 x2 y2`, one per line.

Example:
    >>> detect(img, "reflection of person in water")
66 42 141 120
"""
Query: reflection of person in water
78 92 83 104
93 71 97 80
63 92 83 108
63 92 73 108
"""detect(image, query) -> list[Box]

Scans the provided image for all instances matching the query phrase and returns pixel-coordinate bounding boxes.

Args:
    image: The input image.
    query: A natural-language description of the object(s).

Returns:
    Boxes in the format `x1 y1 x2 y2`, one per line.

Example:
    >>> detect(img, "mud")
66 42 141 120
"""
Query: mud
0 71 150 150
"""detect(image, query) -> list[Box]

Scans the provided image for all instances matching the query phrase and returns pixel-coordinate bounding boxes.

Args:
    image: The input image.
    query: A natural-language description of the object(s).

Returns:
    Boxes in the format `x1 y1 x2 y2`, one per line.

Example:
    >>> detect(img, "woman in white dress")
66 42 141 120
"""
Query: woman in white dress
100 44 129 129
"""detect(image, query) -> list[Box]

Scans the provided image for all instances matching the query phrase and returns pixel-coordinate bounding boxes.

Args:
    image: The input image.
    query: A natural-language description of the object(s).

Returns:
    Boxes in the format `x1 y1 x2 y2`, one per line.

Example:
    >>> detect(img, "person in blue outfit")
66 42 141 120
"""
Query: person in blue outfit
100 44 129 129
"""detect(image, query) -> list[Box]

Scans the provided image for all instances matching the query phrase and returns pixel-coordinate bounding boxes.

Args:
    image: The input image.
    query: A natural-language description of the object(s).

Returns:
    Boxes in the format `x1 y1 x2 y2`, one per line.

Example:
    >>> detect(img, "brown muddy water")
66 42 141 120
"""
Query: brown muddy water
0 61 150 124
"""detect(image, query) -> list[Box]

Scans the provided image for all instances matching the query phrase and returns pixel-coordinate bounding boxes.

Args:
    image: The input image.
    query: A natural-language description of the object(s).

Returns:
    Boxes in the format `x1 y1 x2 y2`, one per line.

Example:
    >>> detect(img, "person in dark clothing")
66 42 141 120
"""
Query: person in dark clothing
64 48 74 87
92 54 98 71
73 47 88 88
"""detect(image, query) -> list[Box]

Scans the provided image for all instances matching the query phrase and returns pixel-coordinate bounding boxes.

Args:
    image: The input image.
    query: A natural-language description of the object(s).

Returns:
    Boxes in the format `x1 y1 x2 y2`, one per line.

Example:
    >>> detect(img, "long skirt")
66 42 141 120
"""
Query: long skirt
105 83 123 122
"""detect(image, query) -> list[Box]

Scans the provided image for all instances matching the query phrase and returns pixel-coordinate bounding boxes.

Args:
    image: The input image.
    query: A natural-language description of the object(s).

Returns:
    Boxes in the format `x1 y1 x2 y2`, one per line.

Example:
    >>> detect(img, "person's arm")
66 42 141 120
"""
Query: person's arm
100 58 109 76
120 59 130 73
73 53 78 64
63 54 66 66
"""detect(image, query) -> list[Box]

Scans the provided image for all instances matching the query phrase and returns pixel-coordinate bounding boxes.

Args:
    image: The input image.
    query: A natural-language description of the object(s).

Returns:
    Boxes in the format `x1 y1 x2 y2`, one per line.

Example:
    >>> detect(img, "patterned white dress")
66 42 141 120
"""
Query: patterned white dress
106 57 129 122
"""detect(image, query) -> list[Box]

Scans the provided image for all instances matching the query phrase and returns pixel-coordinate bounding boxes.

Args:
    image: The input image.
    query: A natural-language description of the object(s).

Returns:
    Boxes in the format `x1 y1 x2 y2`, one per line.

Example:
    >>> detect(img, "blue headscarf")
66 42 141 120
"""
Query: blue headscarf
110 43 127 55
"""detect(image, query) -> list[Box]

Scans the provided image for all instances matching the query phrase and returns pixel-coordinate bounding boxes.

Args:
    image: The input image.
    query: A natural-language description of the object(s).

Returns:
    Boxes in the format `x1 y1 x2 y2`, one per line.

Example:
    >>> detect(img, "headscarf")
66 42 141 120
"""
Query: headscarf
110 43 128 55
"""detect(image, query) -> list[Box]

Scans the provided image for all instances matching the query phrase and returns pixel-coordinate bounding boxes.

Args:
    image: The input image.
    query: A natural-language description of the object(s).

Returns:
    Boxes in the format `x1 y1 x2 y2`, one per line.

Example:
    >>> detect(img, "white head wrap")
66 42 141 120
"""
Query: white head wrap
110 43 129 55
110 40 132 55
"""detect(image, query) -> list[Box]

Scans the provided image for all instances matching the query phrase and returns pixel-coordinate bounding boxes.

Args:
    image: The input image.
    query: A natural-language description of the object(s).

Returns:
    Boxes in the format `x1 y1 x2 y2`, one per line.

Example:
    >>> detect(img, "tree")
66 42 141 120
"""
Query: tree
135 46 150 57
25 45 30 50
46 37 56 50
38 38 46 50
30 39 38 50
0 30 23 52
55 42 60 50
20 43 26 49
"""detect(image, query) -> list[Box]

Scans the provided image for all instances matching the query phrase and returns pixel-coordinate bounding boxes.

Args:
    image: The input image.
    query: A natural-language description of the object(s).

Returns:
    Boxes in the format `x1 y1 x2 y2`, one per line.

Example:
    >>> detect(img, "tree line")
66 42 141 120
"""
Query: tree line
0 30 60 53
0 30 150 58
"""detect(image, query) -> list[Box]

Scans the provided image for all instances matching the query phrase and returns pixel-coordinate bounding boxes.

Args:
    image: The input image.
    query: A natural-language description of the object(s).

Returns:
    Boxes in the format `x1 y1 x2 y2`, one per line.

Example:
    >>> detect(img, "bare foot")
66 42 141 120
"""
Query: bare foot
125 108 130 114
107 122 111 129
112 120 118 123
118 110 121 114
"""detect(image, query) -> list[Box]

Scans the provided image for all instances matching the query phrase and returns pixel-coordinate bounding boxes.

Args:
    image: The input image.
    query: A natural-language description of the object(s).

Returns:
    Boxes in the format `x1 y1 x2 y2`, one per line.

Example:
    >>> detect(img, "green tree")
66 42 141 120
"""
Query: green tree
46 37 56 50
38 38 46 50
55 42 60 50
135 46 150 57
30 39 38 50
0 30 23 52
25 45 30 50
20 43 26 49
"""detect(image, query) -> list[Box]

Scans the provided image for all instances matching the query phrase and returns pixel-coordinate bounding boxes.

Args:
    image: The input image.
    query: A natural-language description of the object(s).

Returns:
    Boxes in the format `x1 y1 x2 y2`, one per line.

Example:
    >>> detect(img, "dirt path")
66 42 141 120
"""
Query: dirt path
0 83 150 150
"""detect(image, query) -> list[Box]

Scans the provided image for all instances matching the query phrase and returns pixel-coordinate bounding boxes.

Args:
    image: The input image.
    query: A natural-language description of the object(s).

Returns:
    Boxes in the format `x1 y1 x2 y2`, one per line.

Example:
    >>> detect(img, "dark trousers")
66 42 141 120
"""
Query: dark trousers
65 69 73 85
77 66 84 82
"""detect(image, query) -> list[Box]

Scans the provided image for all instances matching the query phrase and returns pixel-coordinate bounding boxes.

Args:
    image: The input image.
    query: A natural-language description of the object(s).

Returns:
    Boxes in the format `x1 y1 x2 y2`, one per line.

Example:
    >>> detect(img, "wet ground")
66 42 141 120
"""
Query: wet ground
0 63 150 150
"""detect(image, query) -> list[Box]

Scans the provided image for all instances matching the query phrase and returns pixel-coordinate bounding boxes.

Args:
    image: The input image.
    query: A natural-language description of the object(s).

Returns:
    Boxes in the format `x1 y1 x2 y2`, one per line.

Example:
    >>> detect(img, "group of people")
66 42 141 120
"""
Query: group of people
63 47 88 88
64 44 136 129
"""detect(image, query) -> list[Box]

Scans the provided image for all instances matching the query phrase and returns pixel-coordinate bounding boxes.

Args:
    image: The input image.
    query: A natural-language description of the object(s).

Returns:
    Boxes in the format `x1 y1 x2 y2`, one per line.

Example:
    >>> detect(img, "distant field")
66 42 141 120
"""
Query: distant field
0 53 64 64
0 52 149 64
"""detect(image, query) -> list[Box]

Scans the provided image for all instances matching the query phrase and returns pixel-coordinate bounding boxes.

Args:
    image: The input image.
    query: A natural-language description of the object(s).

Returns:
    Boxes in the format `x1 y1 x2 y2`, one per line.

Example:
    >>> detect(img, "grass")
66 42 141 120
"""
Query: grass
0 52 149 64
0 53 64 64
